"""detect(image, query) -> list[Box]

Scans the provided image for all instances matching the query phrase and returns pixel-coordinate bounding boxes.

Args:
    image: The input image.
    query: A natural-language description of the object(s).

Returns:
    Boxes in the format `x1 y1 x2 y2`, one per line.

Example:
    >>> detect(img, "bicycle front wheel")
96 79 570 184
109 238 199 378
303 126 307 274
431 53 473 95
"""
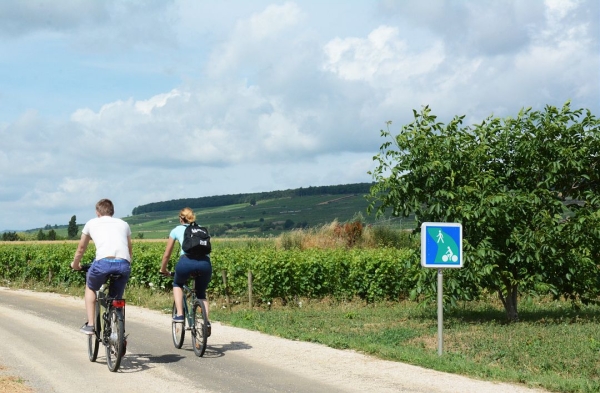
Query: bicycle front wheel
87 301 101 362
171 301 185 348
105 308 125 372
191 299 208 357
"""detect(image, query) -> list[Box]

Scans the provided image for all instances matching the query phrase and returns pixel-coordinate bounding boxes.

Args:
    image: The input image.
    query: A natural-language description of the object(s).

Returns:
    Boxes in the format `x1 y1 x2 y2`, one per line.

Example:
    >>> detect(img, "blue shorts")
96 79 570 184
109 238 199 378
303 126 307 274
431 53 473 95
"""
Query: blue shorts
173 255 212 299
86 258 131 298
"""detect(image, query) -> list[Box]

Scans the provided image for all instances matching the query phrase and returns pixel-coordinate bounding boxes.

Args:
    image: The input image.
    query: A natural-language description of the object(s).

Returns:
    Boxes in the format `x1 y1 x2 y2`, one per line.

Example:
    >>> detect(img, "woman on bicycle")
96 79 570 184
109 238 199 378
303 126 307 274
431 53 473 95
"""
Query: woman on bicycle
159 207 212 324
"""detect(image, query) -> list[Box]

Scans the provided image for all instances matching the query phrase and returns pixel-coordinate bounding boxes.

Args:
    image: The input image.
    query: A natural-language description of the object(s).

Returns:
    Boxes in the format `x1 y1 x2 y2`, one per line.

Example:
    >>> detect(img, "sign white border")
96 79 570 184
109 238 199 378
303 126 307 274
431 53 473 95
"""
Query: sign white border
421 222 463 268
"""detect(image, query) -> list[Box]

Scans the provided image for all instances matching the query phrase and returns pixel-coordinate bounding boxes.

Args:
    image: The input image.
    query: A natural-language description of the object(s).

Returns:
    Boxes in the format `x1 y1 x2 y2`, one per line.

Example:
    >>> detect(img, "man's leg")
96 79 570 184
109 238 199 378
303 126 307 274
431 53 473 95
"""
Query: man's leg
85 285 96 326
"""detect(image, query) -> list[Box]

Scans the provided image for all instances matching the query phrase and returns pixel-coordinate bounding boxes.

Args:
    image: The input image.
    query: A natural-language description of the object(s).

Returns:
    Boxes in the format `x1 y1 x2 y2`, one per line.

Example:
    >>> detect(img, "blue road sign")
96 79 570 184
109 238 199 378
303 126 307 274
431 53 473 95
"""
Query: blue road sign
421 222 463 268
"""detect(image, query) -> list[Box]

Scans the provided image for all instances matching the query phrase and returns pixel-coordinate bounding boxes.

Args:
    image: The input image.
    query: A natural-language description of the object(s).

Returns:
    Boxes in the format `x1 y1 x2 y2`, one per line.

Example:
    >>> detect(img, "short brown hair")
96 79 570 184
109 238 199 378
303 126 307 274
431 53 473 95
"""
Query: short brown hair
96 199 115 217
179 207 196 224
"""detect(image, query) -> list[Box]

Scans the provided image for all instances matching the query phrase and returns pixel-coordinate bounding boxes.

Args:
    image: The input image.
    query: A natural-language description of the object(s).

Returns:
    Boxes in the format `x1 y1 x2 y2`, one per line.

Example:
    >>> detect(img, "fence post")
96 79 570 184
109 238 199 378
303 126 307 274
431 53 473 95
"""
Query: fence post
221 269 230 309
248 270 253 308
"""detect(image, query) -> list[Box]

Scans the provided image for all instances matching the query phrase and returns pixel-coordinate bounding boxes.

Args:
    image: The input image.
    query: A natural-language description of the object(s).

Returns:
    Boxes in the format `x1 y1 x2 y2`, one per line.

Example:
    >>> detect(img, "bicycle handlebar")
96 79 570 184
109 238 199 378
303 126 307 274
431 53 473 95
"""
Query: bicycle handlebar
74 263 91 273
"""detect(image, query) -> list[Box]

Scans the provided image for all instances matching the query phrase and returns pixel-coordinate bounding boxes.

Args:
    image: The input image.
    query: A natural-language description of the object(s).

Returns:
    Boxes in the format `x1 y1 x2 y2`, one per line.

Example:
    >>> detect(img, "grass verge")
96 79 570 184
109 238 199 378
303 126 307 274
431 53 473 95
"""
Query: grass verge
210 296 600 393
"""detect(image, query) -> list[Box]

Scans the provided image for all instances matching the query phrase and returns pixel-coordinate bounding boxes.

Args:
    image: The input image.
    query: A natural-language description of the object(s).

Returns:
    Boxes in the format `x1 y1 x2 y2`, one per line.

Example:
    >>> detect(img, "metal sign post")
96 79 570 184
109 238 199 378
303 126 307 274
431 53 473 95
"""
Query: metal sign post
421 222 463 356
437 268 443 356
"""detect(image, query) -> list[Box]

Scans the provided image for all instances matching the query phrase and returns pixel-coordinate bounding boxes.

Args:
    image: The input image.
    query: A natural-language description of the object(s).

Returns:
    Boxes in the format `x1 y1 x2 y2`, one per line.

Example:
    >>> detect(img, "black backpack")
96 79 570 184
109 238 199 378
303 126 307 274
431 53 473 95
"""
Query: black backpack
181 222 211 257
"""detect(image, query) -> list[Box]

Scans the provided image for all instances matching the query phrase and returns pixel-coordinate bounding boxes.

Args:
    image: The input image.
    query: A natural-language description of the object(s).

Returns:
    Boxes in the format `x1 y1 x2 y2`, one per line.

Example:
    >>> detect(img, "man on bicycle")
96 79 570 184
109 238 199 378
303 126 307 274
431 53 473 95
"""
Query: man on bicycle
71 199 132 335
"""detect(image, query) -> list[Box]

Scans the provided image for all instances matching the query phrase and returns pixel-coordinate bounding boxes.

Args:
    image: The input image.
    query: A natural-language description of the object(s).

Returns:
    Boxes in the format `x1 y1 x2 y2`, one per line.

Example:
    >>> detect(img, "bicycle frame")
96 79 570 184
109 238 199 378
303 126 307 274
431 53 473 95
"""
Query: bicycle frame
181 283 197 328
77 263 127 372
89 276 127 372
97 284 126 339
168 273 209 357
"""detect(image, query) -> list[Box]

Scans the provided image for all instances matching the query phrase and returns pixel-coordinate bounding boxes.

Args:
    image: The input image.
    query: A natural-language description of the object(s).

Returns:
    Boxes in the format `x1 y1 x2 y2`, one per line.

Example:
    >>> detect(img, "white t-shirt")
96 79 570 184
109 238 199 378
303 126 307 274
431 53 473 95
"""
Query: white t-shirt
82 216 132 261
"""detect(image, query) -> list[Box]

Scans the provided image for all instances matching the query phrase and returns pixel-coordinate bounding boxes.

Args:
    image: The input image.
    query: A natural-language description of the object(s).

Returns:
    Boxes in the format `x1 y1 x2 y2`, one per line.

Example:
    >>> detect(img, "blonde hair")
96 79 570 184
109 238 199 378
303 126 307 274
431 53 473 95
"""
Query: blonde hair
179 207 196 224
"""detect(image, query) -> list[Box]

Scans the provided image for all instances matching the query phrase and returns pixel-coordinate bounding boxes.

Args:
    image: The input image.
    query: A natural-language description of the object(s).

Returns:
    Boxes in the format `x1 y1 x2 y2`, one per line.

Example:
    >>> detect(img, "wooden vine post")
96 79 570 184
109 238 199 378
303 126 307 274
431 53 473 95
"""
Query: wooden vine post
248 270 253 308
221 269 230 309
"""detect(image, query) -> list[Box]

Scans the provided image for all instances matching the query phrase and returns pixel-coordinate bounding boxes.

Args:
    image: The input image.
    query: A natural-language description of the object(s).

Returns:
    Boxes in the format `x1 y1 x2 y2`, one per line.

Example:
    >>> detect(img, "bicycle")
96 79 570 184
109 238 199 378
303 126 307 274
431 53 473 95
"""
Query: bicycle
78 264 127 372
161 271 210 357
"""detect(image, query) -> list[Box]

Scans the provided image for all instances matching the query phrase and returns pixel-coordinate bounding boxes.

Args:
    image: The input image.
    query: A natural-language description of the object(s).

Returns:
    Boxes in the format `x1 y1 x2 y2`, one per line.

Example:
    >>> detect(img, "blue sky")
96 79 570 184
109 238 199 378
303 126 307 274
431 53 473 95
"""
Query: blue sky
1 0 598 231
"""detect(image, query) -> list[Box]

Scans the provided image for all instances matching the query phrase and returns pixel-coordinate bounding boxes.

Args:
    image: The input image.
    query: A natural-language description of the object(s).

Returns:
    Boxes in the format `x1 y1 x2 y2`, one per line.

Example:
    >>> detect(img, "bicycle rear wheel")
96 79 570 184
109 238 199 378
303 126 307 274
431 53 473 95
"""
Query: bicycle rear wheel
191 299 208 357
171 301 185 348
105 308 125 372
87 300 101 362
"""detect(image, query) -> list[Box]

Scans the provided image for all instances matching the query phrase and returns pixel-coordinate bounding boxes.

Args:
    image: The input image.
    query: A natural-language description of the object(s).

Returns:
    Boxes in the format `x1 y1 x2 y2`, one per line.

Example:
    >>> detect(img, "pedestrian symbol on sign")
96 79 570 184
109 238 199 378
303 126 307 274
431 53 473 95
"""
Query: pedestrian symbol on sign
436 230 444 243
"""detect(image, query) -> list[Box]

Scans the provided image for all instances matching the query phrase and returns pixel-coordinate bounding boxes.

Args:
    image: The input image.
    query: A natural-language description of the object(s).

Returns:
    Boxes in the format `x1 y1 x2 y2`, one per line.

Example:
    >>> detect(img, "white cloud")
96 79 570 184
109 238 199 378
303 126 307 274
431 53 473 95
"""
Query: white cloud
257 110 319 154
0 0 597 231
247 2 304 41
207 2 305 78
544 0 578 21
26 177 101 210
134 90 188 115
323 25 444 86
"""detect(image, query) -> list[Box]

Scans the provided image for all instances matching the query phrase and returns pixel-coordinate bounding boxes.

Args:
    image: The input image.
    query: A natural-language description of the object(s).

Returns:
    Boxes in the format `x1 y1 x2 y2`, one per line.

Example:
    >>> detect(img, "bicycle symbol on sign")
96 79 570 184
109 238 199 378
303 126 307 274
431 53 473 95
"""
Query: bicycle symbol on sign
441 247 458 263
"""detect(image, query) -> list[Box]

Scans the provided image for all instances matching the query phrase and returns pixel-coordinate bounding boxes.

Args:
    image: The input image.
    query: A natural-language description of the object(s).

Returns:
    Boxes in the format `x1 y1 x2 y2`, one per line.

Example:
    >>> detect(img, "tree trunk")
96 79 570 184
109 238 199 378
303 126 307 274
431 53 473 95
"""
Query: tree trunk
498 283 519 322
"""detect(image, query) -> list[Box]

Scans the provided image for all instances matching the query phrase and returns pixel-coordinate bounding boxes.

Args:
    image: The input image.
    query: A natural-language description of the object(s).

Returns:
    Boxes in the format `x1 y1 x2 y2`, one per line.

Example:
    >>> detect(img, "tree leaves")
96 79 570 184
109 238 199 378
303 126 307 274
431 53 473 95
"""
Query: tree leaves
368 102 600 321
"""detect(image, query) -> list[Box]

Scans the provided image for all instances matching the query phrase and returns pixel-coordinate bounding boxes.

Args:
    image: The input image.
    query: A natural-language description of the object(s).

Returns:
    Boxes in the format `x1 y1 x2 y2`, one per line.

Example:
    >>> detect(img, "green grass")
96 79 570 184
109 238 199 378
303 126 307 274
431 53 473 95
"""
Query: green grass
207 296 600 393
13 280 599 393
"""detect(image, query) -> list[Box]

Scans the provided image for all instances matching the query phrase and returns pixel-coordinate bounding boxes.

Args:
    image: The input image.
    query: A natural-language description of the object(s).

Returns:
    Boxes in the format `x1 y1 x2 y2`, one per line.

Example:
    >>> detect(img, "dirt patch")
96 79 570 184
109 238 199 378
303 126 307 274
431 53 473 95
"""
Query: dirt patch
0 375 34 393
317 195 356 205
0 362 33 392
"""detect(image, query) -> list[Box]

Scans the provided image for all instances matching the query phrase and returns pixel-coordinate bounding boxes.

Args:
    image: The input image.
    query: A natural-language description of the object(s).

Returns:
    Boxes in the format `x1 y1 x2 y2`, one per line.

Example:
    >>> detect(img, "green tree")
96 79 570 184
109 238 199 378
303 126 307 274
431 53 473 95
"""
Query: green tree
48 229 57 241
2 231 19 241
37 229 46 241
368 102 600 321
68 215 78 239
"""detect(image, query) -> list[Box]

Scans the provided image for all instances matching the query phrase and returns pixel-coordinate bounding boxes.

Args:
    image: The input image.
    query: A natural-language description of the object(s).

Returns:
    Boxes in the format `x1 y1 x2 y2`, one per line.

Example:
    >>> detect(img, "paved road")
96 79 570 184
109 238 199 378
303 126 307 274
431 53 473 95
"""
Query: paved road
0 288 548 393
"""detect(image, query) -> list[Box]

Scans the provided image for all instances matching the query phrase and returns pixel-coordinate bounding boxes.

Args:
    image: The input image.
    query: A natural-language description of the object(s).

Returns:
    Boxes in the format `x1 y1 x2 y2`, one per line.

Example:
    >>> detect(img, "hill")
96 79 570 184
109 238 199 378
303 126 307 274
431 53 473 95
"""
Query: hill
130 183 375 215
125 182 413 239
18 182 413 240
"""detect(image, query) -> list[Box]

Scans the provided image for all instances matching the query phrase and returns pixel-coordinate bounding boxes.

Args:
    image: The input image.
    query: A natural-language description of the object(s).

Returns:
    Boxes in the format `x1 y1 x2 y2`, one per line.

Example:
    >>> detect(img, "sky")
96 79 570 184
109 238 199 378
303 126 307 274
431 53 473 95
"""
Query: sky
1 0 598 231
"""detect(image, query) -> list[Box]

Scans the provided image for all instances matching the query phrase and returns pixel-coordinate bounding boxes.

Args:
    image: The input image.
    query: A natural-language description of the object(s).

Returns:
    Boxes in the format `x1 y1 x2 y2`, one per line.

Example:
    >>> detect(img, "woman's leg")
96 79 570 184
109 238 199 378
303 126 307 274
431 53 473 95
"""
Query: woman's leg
193 259 212 319
173 286 184 316
203 299 210 319
173 255 193 317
